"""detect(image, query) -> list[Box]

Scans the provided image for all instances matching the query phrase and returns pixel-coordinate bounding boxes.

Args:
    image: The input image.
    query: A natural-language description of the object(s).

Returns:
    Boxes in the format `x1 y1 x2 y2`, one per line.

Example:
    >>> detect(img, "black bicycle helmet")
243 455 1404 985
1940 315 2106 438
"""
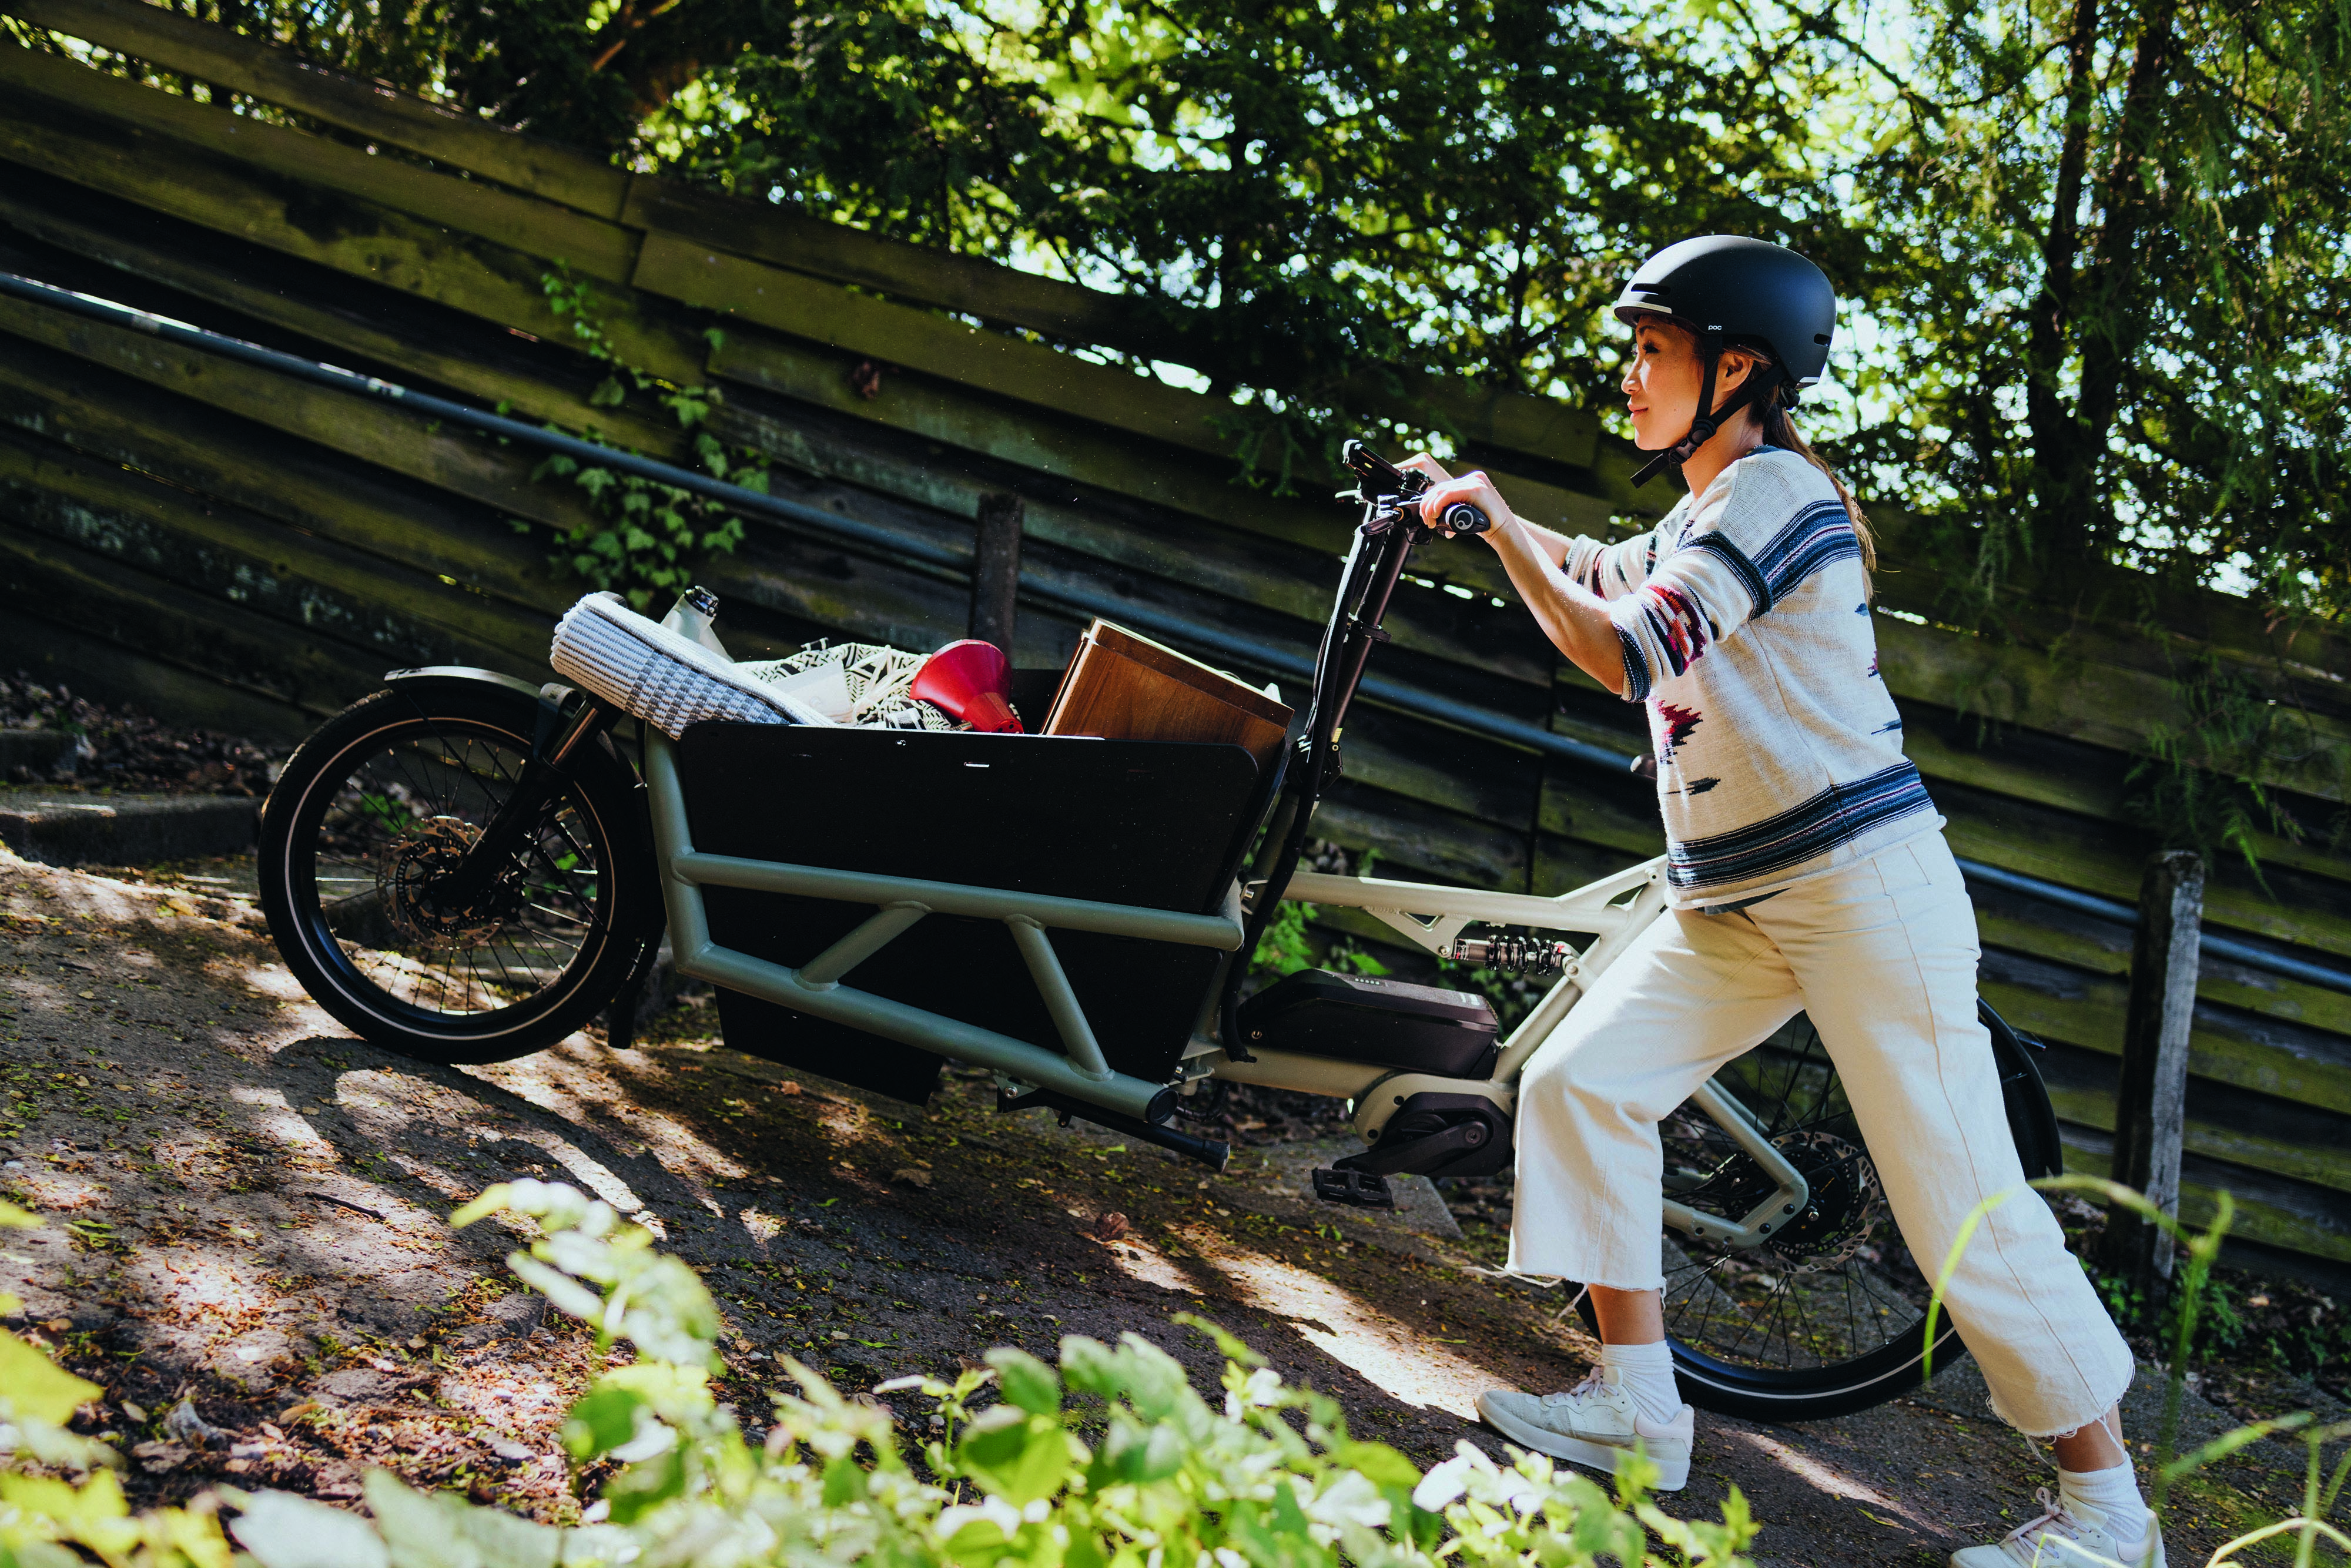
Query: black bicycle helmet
1613 236 1837 485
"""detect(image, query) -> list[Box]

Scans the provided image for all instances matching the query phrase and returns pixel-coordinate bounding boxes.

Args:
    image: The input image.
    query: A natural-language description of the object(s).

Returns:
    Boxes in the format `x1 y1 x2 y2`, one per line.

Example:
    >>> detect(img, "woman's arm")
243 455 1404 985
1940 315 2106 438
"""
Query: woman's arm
1408 466 1629 697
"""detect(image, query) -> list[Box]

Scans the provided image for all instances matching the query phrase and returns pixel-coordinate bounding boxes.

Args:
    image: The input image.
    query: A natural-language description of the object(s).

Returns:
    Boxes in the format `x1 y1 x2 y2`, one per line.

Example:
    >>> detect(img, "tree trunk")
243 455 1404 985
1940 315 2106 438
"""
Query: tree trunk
2025 0 2105 563
2072 0 2182 451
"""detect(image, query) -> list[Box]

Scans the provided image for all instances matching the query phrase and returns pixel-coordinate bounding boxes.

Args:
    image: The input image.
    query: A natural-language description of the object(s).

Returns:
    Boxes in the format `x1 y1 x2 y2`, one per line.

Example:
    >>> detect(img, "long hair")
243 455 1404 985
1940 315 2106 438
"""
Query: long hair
1754 383 1876 594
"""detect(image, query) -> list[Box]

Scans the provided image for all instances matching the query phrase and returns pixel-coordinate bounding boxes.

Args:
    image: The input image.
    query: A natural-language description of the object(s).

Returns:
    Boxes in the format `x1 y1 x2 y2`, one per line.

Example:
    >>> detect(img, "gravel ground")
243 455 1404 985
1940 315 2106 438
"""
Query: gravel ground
2 846 2341 1564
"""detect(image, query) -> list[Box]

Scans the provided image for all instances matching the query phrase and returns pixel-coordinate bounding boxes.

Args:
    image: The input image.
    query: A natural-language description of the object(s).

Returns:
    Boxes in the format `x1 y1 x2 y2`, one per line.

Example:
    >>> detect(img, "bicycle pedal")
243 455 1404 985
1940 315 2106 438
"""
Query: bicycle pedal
1312 1167 1395 1209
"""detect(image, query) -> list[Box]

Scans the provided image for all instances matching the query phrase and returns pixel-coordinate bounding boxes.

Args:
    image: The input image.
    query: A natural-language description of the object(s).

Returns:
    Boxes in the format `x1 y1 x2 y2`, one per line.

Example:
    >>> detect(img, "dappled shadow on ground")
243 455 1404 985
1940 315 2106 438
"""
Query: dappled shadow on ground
2 849 2335 1562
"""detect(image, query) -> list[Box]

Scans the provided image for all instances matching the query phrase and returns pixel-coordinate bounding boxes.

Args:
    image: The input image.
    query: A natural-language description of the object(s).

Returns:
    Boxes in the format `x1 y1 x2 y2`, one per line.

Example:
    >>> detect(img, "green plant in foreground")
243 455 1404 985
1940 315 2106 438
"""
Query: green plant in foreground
1927 1175 2351 1566
1 1181 1756 1567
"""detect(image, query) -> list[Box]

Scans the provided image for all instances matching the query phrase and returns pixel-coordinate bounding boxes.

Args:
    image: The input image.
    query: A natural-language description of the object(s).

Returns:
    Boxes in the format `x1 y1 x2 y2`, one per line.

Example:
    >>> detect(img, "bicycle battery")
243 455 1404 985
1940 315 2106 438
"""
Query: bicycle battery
1237 969 1498 1078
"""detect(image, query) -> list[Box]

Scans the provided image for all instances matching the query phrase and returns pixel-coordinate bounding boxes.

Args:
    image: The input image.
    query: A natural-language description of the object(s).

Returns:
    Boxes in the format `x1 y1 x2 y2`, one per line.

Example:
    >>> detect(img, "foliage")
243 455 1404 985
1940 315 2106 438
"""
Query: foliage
31 0 2351 609
1 1181 1759 1568
523 266 753 609
2121 646 2345 879
58 0 1828 465
1927 1175 2351 1563
1737 0 2351 620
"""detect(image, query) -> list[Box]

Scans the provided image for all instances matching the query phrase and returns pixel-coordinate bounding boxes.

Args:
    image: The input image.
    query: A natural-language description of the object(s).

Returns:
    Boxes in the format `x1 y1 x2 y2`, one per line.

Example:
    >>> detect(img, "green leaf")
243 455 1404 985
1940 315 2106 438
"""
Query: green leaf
986 1347 1063 1416
956 1405 1071 1506
232 1488 391 1568
603 1446 688 1526
0 1329 102 1425
1175 1312 1266 1368
820 1453 866 1507
559 1387 646 1461
1328 1440 1419 1489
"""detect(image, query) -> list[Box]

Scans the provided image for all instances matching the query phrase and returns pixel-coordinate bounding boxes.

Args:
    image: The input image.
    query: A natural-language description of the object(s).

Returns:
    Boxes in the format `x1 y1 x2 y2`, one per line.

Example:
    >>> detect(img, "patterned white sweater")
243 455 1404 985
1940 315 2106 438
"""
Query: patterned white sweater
1560 446 1941 908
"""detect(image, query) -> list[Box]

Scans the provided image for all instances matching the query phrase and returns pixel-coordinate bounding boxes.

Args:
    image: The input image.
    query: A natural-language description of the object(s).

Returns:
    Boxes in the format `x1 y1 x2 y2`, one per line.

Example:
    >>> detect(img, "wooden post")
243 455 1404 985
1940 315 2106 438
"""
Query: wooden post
2100 849 2204 1301
970 492 1024 654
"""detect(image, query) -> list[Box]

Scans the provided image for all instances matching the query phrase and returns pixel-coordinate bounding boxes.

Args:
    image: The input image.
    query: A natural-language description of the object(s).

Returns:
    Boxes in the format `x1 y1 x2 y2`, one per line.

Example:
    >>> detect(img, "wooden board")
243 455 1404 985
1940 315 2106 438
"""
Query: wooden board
1043 619 1291 773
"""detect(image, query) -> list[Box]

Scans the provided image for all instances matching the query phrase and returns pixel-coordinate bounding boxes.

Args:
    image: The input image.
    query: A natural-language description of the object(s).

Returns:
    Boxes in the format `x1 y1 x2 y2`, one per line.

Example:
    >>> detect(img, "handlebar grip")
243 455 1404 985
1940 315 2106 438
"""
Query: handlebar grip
1438 501 1491 535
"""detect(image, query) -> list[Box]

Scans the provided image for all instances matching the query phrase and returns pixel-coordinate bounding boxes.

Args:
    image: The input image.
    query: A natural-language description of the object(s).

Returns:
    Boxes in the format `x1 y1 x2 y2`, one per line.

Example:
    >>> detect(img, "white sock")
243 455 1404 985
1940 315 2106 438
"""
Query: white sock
2060 1460 2152 1544
1599 1340 1683 1425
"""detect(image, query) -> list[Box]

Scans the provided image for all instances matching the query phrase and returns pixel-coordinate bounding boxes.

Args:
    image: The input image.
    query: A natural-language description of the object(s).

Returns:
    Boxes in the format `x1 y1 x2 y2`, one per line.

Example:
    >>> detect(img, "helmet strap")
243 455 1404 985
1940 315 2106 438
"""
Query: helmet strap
1631 329 1769 489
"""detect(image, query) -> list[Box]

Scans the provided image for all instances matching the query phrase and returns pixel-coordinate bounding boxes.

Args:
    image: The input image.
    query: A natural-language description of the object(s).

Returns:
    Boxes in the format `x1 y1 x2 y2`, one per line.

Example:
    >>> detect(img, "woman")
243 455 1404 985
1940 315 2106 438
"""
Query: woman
1406 236 2156 1568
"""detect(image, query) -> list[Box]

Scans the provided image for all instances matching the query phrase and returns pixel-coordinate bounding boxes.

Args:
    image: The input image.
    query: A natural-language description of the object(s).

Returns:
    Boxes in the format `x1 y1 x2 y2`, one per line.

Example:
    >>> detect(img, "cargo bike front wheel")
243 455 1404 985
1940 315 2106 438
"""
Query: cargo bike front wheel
257 682 657 1064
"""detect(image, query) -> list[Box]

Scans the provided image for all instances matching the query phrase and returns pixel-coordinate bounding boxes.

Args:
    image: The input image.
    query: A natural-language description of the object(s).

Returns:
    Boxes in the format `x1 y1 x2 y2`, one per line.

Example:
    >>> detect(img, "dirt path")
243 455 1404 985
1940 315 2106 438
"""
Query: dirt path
1 848 2335 1564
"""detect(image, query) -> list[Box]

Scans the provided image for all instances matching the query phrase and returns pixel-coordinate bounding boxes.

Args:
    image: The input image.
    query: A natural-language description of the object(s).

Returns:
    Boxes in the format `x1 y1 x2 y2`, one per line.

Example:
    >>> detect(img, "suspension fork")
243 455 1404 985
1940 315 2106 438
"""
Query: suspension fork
431 693 622 910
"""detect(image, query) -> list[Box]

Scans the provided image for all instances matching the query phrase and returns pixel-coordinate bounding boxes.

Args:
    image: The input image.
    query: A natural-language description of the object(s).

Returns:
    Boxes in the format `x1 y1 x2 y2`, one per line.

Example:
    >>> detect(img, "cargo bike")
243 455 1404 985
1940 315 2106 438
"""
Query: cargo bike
255 441 2062 1423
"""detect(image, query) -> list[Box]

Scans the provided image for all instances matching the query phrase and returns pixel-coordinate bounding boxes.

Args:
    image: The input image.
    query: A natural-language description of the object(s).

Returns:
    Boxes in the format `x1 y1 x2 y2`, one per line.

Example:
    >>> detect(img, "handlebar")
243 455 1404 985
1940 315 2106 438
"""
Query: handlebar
1339 439 1491 535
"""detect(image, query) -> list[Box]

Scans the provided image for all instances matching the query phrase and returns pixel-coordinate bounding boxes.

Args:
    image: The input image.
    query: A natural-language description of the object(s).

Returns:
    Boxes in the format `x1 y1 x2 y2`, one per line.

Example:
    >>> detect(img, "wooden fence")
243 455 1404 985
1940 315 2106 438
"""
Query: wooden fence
2 0 2347 1280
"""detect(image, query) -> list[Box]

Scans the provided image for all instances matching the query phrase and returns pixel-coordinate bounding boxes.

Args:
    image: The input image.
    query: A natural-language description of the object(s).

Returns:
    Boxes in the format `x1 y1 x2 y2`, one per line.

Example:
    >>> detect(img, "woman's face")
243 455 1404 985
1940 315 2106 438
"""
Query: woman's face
1620 320 1757 450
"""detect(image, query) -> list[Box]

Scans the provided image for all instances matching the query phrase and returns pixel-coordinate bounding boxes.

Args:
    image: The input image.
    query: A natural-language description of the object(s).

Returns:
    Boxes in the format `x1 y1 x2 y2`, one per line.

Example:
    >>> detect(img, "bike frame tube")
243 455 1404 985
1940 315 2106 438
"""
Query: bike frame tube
1274 848 1810 1248
640 729 1230 1121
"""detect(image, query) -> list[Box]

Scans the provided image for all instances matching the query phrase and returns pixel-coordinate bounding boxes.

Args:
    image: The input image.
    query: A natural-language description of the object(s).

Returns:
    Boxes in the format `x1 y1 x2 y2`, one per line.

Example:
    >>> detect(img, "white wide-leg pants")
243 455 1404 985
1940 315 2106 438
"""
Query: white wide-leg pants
1508 832 2133 1436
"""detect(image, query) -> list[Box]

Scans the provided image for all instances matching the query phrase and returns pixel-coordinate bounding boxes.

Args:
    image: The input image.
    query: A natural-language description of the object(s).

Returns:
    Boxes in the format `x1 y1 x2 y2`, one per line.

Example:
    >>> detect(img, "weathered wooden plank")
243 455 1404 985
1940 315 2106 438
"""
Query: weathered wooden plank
622 175 1201 368
1905 707 2350 886
1940 780 2351 959
2060 1134 2351 1265
1314 785 1531 892
0 424 550 675
0 524 401 715
1864 511 2351 697
0 602 316 742
1879 612 2349 804
1536 773 1670 860
638 232 1247 458
1333 709 1542 835
712 387 1559 689
2036 1044 2351 1197
0 289 627 541
0 336 571 618
1979 950 2351 1116
0 42 641 283
706 323 1526 602
1971 892 2351 1044
0 180 689 461
626 175 1607 472
1531 833 1652 898
0 97 702 383
2 0 631 219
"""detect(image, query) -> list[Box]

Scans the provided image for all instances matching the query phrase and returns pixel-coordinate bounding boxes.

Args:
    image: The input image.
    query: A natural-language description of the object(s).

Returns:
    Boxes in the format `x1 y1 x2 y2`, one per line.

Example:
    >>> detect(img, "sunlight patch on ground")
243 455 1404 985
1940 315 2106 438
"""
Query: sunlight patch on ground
1180 1224 1489 1419
1721 1427 1927 1525
514 1131 646 1214
1103 1232 1203 1295
236 961 310 1003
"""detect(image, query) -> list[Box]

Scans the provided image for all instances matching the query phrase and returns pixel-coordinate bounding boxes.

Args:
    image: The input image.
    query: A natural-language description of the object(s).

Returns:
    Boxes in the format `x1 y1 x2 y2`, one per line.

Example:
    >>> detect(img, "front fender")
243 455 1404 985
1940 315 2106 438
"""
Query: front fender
383 664 551 703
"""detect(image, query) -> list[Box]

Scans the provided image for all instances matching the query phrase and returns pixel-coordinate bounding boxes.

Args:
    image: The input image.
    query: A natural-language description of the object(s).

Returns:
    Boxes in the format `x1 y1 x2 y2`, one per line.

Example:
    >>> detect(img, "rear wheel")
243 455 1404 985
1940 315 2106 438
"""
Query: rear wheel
257 682 655 1063
1579 1000 2062 1422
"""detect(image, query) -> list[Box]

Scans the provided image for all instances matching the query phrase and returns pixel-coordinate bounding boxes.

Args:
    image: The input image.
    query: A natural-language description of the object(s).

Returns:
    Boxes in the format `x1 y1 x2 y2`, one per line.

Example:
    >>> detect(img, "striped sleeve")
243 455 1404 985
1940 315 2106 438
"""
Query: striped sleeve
1559 528 1661 601
1605 510 1770 702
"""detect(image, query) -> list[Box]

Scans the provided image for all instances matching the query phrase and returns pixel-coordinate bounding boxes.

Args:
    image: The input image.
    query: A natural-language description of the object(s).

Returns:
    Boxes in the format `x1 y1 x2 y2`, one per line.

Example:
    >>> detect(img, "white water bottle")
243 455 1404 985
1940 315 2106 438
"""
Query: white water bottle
662 585 730 660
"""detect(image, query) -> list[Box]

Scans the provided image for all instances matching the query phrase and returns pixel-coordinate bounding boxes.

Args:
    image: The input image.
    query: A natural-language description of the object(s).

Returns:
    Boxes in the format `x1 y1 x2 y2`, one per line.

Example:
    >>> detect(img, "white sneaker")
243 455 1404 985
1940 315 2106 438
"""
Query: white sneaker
1951 1488 2166 1567
1474 1366 1694 1491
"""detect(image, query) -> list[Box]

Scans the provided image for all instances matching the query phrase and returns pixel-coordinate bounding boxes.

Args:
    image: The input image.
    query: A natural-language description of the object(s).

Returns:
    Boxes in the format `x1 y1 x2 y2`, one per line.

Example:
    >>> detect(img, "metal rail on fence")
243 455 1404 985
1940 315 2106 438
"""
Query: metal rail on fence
8 267 2347 1003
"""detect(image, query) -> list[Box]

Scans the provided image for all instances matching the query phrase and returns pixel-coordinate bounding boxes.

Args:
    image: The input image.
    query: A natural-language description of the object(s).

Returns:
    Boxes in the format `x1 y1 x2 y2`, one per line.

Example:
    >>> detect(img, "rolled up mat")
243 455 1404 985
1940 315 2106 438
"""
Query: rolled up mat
550 592 832 736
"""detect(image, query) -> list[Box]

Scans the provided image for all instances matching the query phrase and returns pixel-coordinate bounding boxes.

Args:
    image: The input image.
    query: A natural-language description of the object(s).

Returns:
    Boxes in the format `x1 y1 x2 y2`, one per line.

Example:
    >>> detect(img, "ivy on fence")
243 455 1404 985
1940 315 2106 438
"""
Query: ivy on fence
517 264 759 611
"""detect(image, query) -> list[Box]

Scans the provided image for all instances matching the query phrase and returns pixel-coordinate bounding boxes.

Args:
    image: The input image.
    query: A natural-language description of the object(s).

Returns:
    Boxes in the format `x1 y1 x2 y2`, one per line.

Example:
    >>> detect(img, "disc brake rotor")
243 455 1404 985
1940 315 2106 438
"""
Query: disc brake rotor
380 815 517 944
1764 1128 1881 1272
1674 1124 1883 1274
